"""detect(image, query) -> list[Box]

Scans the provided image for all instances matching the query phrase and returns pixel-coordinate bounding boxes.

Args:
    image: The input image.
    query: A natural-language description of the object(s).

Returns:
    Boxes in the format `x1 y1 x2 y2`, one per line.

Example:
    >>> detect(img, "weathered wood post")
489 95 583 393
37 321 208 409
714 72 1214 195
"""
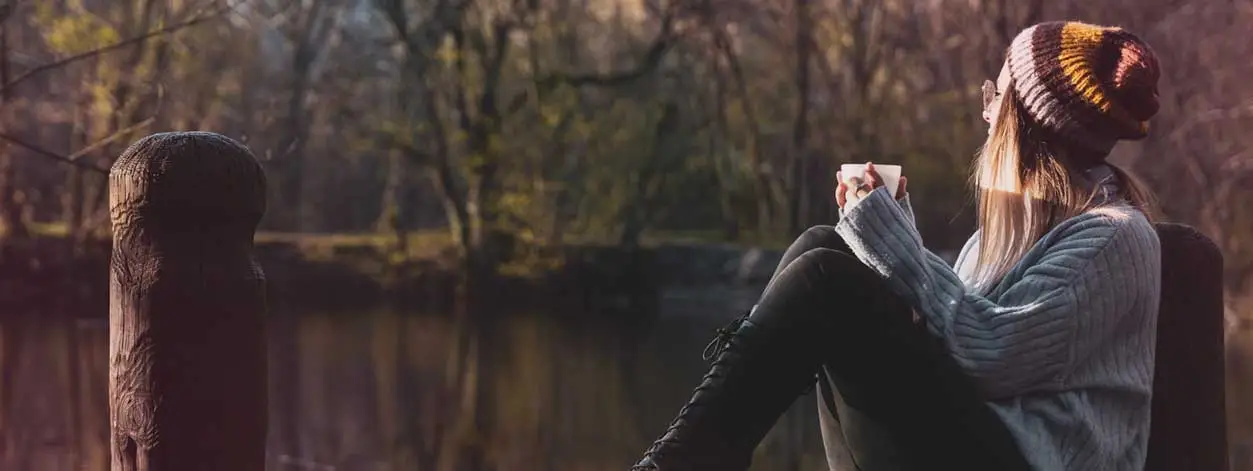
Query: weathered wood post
108 132 268 471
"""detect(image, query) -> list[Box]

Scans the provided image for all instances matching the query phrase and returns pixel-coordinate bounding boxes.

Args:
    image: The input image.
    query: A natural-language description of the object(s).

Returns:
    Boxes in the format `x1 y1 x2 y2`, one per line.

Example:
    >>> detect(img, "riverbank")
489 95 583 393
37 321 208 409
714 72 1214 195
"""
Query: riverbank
3 231 1250 469
0 231 793 321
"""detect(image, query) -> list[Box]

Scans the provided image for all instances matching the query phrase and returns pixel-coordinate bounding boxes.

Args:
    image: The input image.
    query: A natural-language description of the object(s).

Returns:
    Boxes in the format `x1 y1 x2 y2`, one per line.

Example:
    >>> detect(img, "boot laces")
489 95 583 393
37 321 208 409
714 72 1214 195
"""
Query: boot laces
701 311 750 361
632 311 752 470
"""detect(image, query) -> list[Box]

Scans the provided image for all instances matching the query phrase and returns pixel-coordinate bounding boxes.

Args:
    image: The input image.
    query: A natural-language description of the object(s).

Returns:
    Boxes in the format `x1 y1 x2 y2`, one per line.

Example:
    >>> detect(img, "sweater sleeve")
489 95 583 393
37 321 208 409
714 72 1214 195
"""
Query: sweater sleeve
897 193 917 225
833 188 1145 398
839 192 916 226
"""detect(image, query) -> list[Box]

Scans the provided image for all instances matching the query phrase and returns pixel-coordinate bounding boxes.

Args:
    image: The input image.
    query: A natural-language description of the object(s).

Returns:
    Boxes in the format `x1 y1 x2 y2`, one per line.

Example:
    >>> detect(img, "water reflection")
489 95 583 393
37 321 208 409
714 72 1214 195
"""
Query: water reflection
0 292 833 471
4 286 1251 470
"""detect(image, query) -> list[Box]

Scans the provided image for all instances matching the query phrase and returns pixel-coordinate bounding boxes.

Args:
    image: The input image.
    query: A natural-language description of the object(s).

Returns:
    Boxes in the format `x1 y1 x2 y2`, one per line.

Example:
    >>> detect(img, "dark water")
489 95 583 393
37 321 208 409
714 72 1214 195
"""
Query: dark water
3 289 1251 471
0 286 830 471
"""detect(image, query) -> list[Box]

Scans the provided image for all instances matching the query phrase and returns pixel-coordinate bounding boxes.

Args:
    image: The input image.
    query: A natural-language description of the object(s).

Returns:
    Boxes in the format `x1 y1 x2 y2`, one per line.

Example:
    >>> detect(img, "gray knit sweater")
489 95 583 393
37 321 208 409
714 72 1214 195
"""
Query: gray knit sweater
833 187 1162 471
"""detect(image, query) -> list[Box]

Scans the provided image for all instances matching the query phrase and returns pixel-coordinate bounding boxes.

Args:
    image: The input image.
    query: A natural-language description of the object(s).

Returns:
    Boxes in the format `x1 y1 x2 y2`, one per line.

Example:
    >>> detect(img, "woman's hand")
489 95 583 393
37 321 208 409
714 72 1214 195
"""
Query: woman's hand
836 162 907 211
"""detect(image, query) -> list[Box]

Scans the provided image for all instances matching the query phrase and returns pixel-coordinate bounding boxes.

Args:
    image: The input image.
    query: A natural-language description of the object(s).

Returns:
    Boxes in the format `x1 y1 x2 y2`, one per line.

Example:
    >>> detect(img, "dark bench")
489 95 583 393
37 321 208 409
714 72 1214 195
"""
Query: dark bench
1147 223 1228 471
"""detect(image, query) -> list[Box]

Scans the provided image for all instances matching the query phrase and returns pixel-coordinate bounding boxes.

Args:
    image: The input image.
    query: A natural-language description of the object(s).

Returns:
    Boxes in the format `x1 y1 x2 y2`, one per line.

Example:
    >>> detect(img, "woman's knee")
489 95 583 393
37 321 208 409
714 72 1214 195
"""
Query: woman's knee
773 227 851 284
795 247 866 275
797 225 845 251
753 248 882 334
771 248 869 294
766 248 898 313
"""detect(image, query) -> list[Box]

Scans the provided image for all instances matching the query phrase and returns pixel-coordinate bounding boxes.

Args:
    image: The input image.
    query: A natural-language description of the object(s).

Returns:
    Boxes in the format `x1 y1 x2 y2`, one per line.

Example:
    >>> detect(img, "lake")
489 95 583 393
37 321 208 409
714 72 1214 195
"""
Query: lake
0 285 832 471
2 287 1250 471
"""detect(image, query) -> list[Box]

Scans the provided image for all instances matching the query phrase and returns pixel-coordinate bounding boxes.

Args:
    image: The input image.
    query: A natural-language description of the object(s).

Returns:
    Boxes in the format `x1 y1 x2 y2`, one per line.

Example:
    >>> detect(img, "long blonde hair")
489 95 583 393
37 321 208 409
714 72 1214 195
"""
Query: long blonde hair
968 83 1157 291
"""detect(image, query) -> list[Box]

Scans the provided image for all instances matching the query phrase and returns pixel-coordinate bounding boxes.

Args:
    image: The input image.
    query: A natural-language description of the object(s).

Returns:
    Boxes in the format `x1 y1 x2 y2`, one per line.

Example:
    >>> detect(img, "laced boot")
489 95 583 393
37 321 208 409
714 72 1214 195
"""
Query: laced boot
631 308 822 471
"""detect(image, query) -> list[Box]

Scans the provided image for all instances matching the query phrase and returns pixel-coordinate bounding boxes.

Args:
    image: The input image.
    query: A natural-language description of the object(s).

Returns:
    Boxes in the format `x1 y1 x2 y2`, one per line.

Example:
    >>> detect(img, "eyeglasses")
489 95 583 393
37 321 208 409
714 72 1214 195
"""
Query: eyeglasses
982 80 999 109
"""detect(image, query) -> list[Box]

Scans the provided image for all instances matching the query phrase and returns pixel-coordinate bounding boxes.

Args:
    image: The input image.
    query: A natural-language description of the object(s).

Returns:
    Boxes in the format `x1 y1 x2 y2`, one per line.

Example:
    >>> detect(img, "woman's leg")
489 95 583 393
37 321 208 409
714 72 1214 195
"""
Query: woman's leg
805 264 1029 471
761 226 909 469
699 225 849 361
766 226 848 291
767 226 1019 470
631 248 1030 471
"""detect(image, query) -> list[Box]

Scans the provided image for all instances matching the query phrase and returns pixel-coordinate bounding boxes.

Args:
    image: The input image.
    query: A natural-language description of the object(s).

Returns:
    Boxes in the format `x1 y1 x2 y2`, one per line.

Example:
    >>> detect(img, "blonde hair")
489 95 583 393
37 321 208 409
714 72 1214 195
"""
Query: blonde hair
968 83 1157 292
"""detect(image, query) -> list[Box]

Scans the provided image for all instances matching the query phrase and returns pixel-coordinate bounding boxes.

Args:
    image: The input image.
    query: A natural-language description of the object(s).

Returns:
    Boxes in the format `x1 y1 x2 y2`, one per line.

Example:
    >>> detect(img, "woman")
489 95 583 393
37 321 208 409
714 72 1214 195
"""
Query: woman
631 21 1163 471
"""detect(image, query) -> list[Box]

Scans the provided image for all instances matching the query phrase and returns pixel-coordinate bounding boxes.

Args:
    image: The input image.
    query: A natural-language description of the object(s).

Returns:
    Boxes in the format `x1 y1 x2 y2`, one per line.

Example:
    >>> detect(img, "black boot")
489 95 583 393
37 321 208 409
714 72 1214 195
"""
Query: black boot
631 309 822 471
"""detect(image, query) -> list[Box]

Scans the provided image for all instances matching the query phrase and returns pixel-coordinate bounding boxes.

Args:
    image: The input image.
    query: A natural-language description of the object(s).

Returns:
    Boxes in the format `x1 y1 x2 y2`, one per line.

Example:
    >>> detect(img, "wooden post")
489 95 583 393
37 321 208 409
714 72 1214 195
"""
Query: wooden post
108 132 268 471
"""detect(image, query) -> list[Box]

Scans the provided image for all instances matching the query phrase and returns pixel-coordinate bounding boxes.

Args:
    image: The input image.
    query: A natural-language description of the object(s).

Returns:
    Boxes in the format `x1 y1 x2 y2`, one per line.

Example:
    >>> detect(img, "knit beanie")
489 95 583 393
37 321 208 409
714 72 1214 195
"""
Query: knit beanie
1006 21 1161 156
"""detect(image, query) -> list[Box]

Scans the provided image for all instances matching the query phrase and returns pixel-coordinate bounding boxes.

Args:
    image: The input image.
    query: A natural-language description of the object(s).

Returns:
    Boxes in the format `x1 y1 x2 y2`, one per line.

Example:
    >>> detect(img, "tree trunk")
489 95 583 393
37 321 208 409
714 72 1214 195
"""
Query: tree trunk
277 43 316 231
715 30 780 240
0 22 22 242
0 153 23 240
789 0 812 234
377 149 408 257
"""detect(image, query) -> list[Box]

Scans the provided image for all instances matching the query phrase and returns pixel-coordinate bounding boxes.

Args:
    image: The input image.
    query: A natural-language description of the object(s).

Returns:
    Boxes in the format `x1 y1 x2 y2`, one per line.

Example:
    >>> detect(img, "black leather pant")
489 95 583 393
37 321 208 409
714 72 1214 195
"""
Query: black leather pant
765 226 1030 471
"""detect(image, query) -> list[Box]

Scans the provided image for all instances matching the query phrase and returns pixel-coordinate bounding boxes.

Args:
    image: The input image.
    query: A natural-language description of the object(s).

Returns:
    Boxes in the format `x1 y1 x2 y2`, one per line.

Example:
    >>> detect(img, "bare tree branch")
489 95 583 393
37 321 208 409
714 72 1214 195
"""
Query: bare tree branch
538 14 678 89
0 133 109 174
0 109 159 174
0 4 229 94
374 131 432 165
66 117 156 162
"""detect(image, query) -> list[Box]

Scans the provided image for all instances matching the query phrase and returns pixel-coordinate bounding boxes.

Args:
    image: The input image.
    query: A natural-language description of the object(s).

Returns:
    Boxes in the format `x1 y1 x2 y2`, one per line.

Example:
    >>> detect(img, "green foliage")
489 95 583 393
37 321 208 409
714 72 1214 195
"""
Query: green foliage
34 2 120 55
15 0 1253 277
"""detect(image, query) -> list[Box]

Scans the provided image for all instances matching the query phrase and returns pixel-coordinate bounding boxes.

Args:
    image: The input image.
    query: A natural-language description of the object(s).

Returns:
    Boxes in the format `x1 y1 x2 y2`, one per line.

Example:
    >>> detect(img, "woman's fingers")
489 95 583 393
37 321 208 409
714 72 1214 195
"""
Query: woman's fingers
835 172 848 208
842 163 909 208
864 162 883 188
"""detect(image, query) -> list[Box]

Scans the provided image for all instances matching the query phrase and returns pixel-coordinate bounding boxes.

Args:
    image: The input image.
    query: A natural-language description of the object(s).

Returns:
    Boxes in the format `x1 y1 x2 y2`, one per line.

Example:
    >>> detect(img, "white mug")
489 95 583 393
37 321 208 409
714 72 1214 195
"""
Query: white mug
840 163 903 199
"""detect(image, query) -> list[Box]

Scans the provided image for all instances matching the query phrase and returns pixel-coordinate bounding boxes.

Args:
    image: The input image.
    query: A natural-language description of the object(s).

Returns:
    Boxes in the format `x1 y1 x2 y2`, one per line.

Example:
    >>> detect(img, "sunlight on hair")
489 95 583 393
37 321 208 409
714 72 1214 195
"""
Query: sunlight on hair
976 148 1023 194
967 80 1157 293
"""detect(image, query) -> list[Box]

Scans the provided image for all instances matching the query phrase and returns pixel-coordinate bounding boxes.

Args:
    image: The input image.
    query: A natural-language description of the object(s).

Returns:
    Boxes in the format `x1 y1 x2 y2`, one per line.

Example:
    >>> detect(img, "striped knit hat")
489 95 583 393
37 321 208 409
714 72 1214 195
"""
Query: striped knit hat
1006 21 1161 155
